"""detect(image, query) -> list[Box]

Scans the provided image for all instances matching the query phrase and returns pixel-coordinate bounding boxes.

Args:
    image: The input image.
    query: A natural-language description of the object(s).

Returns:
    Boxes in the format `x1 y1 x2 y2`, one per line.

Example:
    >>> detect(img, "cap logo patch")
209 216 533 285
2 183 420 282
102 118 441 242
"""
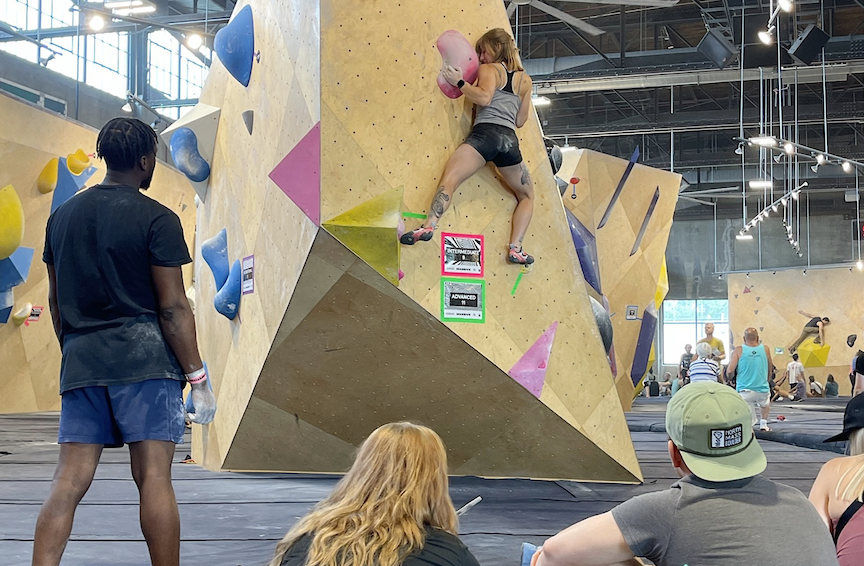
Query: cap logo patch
710 425 743 449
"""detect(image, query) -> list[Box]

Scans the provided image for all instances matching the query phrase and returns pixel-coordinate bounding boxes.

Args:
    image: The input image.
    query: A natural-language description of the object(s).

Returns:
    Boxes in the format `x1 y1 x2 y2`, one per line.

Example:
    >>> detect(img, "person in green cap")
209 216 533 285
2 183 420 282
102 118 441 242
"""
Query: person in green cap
528 382 839 566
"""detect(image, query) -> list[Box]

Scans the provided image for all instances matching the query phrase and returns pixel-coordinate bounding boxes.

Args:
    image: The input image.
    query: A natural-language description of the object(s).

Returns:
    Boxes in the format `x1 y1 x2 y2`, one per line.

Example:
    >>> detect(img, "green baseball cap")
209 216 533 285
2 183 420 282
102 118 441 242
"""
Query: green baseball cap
666 382 766 482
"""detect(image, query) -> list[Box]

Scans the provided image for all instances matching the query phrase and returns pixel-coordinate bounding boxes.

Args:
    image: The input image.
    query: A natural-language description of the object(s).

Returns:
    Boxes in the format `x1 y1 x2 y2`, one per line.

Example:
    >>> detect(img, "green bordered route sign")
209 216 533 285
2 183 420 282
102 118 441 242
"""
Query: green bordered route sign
440 277 486 323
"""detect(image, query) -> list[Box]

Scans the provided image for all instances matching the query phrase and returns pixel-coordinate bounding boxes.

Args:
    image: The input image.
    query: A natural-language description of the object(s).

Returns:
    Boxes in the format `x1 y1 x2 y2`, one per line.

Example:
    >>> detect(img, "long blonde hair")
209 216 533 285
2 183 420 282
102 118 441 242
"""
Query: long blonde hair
837 429 864 502
476 28 524 72
269 422 458 566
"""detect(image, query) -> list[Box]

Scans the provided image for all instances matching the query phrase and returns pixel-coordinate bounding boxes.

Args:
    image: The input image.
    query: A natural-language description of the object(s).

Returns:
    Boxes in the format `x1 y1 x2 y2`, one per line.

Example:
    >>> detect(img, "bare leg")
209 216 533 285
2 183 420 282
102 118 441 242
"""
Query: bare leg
424 144 486 229
496 161 534 247
130 440 180 566
855 373 864 396
33 443 103 566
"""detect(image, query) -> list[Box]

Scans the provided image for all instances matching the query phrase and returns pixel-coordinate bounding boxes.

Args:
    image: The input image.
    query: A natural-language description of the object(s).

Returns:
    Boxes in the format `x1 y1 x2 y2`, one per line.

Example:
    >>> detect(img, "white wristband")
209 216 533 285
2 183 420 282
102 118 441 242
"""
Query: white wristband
186 367 207 384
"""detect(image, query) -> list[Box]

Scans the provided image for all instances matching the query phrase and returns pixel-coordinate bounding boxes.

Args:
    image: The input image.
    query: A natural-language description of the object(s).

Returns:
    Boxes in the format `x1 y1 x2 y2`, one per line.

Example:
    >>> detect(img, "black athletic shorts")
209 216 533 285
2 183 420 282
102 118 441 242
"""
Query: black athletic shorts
464 123 523 168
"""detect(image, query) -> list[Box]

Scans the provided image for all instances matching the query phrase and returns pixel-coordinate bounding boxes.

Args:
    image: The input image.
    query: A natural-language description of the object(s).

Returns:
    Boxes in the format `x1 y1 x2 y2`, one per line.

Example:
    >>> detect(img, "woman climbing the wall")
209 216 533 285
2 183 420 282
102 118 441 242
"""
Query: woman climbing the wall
400 28 536 265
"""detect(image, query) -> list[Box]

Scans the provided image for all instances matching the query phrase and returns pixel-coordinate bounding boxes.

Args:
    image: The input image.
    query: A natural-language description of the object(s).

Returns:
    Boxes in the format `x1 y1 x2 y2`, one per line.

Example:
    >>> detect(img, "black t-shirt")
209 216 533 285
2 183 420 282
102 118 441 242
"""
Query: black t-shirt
855 355 864 376
43 184 192 392
805 317 822 328
280 528 481 566
680 353 694 370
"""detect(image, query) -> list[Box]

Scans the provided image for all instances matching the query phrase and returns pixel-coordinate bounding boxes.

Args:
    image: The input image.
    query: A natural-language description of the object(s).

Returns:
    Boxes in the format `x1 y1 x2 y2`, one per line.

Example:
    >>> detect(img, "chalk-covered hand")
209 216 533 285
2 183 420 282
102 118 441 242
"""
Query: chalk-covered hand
188 379 217 425
442 65 463 86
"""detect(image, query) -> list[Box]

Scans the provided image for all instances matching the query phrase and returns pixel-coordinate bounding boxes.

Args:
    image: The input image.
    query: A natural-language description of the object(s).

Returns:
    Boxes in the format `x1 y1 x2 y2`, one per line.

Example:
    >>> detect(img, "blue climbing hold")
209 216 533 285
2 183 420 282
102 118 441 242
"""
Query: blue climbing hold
169 127 211 183
202 228 229 290
565 209 602 295
51 157 97 213
214 4 255 87
520 543 537 566
0 246 34 292
0 289 12 324
214 259 242 320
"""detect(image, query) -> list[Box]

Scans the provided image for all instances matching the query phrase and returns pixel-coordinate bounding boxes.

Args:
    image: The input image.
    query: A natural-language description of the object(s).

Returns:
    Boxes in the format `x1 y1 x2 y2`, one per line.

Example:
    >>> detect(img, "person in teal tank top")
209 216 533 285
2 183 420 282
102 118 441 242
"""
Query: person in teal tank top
727 327 775 431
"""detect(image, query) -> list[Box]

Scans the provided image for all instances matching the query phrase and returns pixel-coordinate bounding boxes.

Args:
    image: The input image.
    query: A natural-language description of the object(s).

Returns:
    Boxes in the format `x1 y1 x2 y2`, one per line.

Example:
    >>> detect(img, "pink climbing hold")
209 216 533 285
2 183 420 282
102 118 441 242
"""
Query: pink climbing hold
398 269 404 281
436 30 479 99
508 321 559 398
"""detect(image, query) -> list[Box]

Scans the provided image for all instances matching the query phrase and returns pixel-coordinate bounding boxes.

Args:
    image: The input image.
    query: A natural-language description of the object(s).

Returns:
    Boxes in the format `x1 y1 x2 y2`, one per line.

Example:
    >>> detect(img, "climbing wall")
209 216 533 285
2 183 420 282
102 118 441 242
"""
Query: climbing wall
560 149 681 409
729 269 864 395
192 0 641 482
0 92 196 413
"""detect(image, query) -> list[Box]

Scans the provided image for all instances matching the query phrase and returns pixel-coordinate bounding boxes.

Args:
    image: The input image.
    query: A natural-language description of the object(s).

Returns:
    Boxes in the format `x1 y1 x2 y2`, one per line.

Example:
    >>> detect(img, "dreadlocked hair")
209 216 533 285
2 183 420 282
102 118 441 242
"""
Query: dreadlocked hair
96 117 158 171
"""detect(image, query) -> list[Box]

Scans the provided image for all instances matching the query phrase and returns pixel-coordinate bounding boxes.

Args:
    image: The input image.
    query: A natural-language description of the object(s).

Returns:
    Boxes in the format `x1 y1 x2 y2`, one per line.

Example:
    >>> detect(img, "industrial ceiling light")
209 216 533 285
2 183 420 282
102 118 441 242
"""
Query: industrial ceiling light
750 136 777 147
89 14 105 31
104 0 143 8
186 33 203 50
778 0 793 12
736 234 754 241
784 142 795 154
773 153 784 163
758 27 775 45
734 144 745 155
772 204 779 212
843 161 853 173
532 96 551 107
810 164 819 173
749 180 773 189
857 260 863 270
816 154 827 165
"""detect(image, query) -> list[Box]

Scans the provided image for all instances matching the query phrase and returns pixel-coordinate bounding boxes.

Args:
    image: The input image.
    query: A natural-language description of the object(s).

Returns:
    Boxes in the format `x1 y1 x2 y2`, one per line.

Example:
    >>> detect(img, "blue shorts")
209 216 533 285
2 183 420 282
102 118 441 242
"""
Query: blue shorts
59 378 186 447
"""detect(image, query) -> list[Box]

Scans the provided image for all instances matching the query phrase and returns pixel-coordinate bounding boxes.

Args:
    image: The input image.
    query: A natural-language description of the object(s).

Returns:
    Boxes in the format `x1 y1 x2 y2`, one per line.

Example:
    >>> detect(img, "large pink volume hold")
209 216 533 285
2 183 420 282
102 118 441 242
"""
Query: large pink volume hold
436 30 479 99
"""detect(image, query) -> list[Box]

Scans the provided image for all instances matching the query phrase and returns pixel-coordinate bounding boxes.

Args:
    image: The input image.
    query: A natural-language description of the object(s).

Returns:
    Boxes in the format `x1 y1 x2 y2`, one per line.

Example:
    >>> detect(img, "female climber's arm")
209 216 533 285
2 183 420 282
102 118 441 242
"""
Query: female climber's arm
444 64 497 106
515 74 533 128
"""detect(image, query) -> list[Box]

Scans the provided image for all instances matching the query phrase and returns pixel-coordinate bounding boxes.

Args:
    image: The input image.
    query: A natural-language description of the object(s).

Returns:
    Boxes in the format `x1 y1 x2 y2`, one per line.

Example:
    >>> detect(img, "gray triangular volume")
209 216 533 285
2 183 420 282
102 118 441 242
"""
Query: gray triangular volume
242 110 254 134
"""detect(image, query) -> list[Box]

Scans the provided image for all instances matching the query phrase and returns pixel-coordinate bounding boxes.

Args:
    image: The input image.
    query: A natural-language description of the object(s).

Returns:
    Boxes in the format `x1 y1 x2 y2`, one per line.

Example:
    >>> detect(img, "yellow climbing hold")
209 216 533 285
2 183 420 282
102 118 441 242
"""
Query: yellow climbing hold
38 157 59 194
0 184 25 260
12 302 33 326
322 187 404 285
67 149 91 175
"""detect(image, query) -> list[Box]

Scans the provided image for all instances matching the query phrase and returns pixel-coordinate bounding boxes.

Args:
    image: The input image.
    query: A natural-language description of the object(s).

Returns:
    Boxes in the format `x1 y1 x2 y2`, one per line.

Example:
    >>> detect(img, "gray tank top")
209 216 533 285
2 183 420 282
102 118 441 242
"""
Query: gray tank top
474 63 521 130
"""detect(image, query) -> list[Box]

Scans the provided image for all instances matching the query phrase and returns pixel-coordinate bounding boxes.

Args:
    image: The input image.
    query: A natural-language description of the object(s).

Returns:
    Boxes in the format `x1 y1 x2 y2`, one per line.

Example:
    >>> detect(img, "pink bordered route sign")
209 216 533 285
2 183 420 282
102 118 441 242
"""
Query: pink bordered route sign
441 232 484 277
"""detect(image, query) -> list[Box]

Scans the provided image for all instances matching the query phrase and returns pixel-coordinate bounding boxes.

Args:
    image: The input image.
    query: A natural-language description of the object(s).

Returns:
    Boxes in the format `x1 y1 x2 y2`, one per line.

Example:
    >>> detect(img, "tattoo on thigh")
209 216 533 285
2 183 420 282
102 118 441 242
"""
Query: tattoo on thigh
520 164 530 186
430 186 450 218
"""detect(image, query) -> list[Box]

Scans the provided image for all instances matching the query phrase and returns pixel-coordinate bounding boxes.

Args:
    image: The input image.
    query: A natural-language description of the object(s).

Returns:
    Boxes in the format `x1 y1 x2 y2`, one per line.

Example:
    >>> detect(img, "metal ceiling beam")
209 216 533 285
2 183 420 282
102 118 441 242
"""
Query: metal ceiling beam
535 62 864 94
0 11 232 43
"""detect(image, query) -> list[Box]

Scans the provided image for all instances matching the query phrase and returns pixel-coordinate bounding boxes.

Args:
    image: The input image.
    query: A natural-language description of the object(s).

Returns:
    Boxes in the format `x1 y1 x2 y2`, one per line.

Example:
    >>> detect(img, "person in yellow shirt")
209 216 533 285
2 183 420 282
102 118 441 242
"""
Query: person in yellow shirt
698 322 726 362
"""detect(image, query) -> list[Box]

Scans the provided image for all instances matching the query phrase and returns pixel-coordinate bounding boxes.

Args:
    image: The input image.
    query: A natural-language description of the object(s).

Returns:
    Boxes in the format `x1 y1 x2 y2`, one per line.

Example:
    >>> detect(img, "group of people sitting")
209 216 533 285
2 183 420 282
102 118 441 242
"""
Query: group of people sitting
266 385 864 566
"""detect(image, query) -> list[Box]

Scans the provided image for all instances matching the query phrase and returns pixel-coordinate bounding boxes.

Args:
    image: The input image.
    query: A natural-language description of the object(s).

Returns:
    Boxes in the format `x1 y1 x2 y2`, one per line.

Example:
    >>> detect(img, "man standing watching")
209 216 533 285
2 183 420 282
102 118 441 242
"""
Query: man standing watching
727 327 773 431
697 322 725 362
786 353 806 402
678 344 694 381
33 117 217 566
529 382 839 566
789 310 830 352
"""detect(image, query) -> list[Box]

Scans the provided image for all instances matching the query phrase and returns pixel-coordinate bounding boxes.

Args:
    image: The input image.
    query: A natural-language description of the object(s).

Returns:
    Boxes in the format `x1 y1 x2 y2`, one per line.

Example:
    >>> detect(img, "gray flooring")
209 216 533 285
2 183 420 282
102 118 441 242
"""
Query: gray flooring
0 397 849 565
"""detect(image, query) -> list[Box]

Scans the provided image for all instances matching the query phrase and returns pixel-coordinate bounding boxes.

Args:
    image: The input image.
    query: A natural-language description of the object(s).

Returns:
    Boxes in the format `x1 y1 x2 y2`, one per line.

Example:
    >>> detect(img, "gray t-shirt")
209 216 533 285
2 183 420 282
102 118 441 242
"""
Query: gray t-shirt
611 475 839 566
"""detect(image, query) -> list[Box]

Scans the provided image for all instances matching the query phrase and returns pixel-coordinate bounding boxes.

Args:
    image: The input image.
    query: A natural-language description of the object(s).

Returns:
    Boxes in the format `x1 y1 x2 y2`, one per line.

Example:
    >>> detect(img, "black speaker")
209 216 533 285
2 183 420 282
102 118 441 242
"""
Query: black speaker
789 24 830 65
697 29 737 69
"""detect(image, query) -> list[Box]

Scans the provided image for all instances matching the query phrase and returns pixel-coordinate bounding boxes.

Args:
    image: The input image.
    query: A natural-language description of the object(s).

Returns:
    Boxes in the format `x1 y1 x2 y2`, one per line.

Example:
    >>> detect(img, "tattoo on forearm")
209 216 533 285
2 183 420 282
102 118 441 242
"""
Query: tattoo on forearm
520 164 530 186
429 186 450 219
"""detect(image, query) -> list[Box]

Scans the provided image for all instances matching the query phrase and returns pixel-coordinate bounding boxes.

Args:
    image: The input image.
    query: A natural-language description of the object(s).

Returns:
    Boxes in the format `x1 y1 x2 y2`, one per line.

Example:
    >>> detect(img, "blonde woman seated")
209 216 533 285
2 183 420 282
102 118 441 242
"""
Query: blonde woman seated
270 422 480 566
809 394 864 566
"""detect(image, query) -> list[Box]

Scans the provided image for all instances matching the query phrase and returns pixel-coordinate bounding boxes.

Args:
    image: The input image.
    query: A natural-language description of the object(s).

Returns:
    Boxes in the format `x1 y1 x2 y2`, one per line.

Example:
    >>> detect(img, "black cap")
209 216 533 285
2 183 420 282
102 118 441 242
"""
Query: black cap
824 394 864 443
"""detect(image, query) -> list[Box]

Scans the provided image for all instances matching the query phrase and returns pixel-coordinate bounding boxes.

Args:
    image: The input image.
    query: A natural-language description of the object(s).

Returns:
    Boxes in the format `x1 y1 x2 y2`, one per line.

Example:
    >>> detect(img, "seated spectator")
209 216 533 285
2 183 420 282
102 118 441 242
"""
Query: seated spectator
772 369 796 402
809 375 825 397
530 382 839 566
670 375 683 396
269 422 480 566
687 342 721 384
826 375 840 398
659 372 673 396
809 394 864 566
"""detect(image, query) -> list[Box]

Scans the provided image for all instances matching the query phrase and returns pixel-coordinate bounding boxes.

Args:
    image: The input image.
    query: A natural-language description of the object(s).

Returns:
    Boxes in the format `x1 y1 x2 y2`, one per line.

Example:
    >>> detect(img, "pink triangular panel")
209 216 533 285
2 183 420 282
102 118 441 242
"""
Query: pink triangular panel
269 122 321 225
508 321 559 398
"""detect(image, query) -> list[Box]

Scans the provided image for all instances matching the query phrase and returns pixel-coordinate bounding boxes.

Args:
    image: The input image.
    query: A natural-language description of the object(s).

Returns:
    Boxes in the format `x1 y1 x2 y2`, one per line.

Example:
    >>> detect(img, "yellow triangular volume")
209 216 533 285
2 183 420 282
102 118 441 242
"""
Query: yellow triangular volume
322 187 403 285
0 184 24 260
798 340 830 367
654 256 669 309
